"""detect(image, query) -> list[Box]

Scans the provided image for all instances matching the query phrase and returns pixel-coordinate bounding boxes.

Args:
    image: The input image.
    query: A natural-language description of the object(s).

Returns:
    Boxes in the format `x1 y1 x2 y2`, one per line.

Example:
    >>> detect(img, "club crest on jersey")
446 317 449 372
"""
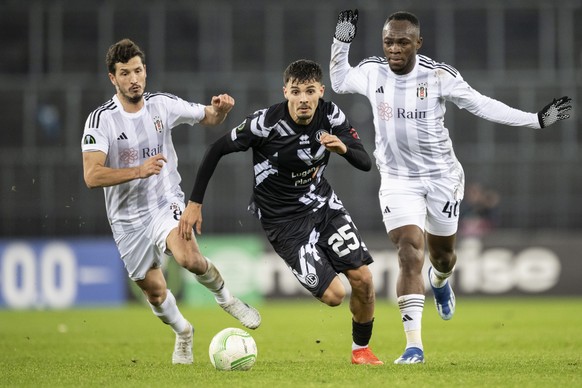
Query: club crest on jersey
315 130 329 142
417 83 428 100
304 273 319 288
153 115 163 133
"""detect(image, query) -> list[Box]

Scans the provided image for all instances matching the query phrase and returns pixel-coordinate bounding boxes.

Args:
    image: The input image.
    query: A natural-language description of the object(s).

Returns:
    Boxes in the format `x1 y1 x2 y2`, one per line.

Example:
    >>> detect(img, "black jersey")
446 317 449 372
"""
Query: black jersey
190 98 371 223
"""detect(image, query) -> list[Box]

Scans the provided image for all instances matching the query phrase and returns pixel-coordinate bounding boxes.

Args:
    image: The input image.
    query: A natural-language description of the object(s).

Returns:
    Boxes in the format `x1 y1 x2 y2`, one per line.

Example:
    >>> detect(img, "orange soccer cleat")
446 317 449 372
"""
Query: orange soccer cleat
351 347 384 365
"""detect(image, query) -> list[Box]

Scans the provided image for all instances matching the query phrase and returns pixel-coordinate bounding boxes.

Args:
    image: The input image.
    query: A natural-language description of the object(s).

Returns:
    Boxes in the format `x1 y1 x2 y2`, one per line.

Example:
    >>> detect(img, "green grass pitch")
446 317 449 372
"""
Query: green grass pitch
1 298 580 387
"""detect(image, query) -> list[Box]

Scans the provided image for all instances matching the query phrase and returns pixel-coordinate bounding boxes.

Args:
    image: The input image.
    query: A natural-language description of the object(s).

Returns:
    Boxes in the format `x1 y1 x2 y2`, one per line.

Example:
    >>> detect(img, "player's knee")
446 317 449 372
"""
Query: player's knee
427 247 456 273
320 283 346 307
322 295 344 307
144 288 167 306
358 267 374 286
398 244 425 274
136 271 167 306
432 254 456 271
347 267 374 291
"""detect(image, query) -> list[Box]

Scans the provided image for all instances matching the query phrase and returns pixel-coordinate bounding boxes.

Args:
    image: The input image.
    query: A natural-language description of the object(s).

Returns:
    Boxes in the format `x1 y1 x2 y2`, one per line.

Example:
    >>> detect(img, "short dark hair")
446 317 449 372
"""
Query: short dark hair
106 38 146 74
386 11 420 29
283 59 323 85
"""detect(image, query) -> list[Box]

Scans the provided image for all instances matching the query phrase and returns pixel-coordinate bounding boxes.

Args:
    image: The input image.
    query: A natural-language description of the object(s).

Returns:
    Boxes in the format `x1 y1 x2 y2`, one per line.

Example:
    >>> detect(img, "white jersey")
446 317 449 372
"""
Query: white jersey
330 40 540 179
81 92 206 233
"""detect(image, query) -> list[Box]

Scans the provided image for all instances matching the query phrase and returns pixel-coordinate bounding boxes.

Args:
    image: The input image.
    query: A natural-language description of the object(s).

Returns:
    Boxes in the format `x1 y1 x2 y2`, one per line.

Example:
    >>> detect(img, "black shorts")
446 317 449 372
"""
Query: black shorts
262 201 373 298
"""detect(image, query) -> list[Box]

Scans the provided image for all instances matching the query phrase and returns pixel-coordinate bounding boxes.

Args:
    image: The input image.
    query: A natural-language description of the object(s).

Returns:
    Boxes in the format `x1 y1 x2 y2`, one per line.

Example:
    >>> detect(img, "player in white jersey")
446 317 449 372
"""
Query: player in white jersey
330 10 572 364
81 39 261 365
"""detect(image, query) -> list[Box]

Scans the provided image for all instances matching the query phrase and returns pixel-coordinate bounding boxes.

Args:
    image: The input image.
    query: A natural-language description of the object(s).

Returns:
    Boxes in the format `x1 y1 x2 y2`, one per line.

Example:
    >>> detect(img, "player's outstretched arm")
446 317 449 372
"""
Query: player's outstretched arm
334 9 359 43
538 96 572 128
201 94 235 126
330 9 364 95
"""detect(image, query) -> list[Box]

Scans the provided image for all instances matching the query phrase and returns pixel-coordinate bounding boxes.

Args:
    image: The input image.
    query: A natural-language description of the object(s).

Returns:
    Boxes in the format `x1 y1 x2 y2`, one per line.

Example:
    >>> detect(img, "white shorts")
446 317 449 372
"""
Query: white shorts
113 199 184 281
378 170 465 236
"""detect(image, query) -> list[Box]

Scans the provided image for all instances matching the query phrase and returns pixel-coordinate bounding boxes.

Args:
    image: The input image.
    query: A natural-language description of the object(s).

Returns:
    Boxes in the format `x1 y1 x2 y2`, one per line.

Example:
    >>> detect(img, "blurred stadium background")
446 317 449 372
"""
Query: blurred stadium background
0 0 580 309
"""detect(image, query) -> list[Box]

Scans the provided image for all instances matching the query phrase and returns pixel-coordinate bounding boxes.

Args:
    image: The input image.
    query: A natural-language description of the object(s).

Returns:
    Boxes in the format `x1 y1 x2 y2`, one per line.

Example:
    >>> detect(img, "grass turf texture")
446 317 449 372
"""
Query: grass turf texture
1 298 580 387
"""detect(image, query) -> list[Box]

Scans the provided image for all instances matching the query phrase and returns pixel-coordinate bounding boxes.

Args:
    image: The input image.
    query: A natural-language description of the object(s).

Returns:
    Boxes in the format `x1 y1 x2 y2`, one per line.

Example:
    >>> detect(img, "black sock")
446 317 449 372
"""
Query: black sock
352 318 374 346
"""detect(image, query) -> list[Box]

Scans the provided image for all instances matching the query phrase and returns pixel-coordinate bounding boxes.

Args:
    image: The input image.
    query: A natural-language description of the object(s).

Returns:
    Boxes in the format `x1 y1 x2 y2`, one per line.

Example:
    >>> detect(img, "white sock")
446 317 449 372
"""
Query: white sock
149 289 189 334
195 258 233 304
352 343 368 351
397 294 425 350
430 267 454 288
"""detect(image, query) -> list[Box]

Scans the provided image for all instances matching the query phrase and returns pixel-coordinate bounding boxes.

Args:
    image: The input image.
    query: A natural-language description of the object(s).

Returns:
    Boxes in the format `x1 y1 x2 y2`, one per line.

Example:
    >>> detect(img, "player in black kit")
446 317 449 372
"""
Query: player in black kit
178 59 383 365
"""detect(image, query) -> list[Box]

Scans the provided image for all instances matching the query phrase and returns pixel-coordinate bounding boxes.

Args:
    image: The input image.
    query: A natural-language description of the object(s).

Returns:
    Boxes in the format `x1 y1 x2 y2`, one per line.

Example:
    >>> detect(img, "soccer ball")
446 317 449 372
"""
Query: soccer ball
208 327 257 371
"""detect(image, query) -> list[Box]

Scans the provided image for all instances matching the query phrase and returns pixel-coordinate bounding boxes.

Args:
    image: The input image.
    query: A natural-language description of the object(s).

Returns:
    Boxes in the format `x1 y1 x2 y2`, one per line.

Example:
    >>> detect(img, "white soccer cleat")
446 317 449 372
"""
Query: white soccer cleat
172 324 193 364
220 297 261 330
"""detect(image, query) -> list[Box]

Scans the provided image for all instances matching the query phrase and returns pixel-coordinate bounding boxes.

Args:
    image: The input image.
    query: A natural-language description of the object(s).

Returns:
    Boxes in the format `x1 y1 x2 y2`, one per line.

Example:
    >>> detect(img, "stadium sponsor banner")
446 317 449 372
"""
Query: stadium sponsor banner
259 231 582 300
182 235 264 306
451 231 582 297
1 231 579 309
0 238 125 309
